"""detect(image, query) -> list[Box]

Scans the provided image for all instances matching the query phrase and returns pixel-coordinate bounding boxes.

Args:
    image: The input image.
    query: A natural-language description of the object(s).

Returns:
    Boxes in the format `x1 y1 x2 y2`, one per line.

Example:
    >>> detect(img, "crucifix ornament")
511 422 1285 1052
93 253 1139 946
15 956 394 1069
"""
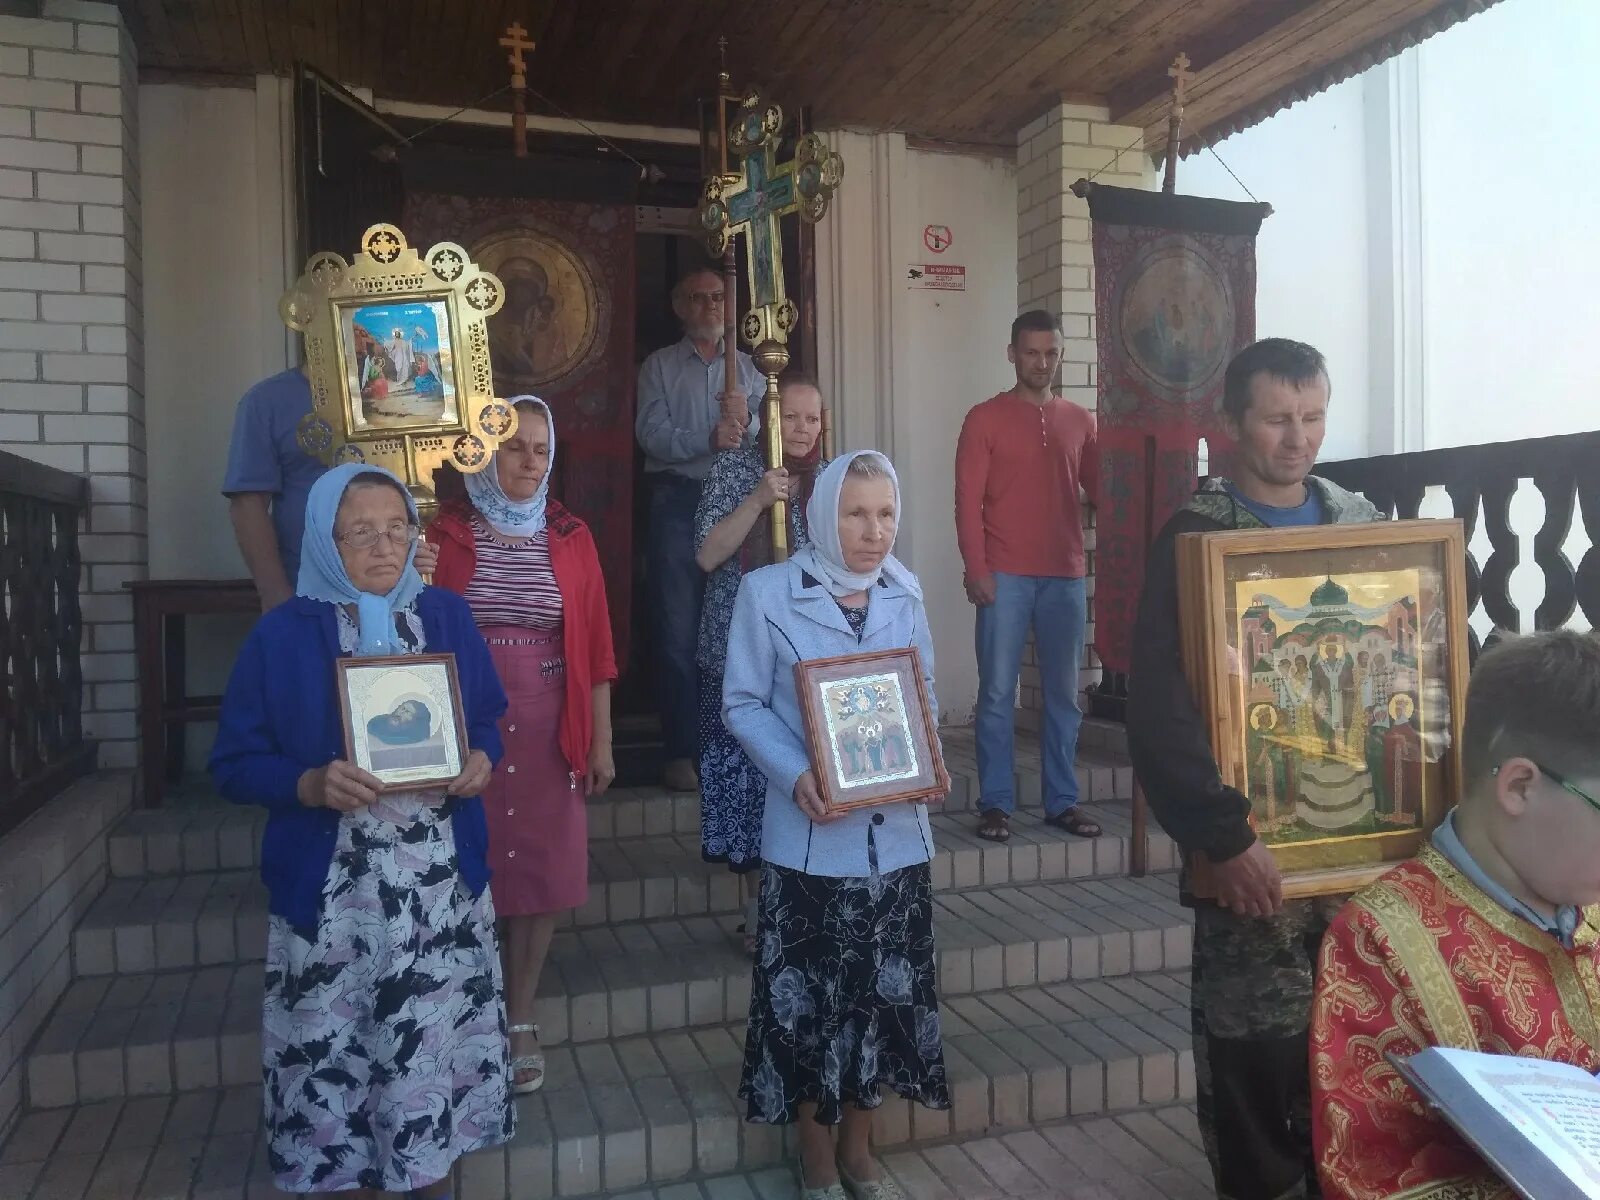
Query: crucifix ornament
500 21 536 157
697 89 843 558
1162 51 1193 194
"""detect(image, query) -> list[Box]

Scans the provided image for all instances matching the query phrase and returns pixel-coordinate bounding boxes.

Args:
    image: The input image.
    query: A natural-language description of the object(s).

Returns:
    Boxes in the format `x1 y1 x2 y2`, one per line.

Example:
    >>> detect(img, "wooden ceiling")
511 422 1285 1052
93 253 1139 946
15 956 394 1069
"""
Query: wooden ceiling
121 0 1495 155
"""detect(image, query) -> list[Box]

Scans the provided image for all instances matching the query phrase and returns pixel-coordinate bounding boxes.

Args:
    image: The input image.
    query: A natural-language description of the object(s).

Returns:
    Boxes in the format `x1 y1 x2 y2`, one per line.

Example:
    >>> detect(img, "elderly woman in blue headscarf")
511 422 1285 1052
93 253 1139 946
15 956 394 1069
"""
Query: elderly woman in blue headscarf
723 450 949 1200
210 464 513 1200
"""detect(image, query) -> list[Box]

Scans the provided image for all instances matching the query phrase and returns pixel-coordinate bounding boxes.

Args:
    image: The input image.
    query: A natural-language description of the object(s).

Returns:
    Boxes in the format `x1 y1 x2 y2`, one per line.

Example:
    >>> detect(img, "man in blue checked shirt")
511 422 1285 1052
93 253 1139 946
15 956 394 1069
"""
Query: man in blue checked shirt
635 264 763 792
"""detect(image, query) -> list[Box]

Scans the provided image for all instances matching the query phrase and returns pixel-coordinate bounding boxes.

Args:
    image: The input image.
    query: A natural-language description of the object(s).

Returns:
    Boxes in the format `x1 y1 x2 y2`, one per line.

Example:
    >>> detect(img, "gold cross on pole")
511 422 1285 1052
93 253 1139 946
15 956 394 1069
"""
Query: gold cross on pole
1162 51 1193 194
1168 51 1193 108
500 21 536 157
500 21 535 85
697 90 844 560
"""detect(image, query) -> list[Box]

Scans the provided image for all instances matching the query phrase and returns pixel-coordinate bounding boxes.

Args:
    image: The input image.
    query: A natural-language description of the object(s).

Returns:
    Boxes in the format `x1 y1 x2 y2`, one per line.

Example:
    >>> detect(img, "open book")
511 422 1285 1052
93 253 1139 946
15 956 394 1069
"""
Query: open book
1390 1046 1600 1199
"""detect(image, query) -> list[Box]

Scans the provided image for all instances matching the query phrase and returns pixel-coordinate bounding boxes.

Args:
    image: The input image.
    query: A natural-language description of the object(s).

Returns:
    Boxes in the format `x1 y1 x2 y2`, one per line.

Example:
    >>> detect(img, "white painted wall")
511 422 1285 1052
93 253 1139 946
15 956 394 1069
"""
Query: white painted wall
1181 0 1600 460
816 133 1019 721
1414 0 1600 448
1181 78 1373 463
141 79 295 579
140 78 295 745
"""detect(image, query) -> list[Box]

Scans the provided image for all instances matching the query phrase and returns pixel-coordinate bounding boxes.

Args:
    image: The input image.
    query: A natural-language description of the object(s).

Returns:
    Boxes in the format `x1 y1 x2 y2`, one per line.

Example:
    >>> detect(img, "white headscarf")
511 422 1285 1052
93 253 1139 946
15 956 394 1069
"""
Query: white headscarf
464 395 554 537
790 450 921 599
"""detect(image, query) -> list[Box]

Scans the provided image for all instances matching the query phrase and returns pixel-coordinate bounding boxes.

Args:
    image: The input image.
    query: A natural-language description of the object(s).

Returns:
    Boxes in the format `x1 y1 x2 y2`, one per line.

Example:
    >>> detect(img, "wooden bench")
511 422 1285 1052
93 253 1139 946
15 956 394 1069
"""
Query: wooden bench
125 579 259 808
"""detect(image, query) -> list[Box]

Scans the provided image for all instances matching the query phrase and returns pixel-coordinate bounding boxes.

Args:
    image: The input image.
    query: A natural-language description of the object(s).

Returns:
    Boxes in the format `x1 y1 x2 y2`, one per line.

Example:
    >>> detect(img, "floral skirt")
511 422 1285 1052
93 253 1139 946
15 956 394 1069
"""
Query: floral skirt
739 861 951 1125
697 671 766 873
261 799 515 1193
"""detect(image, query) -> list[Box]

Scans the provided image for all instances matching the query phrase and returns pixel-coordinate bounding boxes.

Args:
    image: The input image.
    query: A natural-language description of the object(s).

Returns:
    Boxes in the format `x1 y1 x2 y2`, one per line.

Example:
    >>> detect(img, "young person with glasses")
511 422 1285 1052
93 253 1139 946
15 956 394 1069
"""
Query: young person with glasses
1312 629 1600 1199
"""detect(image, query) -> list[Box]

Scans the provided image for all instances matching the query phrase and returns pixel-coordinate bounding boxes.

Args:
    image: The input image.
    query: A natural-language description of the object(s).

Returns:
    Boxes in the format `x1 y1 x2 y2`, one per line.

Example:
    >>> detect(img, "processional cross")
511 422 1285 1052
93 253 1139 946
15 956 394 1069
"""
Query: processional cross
698 88 843 558
1162 52 1193 194
500 21 536 157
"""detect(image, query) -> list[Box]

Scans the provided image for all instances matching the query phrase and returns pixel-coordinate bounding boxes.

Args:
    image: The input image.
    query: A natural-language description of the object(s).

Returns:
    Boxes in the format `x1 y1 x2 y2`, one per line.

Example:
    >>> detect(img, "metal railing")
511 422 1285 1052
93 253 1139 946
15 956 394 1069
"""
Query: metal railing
0 449 93 836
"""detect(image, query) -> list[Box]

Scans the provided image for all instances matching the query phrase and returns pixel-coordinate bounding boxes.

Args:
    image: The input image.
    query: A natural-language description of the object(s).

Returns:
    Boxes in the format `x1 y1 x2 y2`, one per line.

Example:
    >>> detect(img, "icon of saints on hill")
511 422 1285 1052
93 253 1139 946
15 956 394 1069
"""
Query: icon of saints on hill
1235 571 1426 846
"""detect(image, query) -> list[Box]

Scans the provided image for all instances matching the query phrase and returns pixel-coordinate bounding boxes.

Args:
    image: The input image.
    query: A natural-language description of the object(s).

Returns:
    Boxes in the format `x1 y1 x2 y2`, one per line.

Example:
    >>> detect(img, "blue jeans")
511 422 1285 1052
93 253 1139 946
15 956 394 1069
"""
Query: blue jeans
647 474 706 761
974 573 1086 817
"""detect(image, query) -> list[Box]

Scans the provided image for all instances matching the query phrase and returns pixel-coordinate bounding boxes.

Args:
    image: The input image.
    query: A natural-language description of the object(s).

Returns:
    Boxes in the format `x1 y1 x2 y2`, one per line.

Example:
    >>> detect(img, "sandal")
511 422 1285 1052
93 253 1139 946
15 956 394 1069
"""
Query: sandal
1045 809 1102 838
508 1022 545 1094
976 809 1011 842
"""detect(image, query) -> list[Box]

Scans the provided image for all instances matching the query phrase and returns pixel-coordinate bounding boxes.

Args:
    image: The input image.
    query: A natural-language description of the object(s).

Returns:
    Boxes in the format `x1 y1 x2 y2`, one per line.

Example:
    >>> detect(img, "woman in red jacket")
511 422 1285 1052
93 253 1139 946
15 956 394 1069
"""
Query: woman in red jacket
430 396 616 1096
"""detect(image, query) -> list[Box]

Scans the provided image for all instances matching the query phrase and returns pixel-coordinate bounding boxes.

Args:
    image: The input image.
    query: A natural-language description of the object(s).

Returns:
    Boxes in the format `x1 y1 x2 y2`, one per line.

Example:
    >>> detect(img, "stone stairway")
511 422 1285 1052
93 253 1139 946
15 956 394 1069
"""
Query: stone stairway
1 732 1202 1199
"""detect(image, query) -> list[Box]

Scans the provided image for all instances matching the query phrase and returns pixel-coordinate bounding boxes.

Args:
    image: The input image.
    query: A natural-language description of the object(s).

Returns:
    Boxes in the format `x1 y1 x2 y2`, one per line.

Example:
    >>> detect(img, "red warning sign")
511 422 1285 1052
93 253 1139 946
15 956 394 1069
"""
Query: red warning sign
923 224 953 254
906 263 966 291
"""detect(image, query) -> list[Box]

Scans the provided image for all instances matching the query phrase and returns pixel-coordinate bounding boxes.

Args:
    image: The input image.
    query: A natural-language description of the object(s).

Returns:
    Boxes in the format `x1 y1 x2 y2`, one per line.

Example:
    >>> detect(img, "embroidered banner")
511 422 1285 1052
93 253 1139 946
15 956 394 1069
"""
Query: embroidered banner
1085 183 1269 677
406 193 637 668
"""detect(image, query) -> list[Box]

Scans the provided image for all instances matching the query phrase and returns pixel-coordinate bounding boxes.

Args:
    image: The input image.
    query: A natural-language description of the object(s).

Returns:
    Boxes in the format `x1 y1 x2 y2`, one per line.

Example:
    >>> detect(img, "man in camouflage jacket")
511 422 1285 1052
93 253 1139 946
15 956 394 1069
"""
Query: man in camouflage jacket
1127 339 1383 1200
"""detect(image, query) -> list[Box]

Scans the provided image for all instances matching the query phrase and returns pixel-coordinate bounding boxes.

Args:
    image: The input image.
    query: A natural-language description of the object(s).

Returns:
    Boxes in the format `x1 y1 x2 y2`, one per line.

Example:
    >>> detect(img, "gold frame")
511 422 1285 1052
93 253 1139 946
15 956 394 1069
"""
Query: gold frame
1178 519 1470 899
280 223 519 520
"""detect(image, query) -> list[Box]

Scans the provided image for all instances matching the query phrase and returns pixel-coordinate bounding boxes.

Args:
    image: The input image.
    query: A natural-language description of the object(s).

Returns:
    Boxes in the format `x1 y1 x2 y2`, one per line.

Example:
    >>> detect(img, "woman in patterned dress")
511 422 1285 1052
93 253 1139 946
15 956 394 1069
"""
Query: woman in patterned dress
695 377 827 951
431 396 617 1096
723 451 950 1200
210 464 513 1198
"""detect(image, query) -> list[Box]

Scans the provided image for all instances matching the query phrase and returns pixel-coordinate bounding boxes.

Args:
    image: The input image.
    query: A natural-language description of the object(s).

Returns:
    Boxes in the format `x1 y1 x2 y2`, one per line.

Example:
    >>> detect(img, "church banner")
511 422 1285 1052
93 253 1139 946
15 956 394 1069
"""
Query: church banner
406 193 637 667
1084 183 1270 677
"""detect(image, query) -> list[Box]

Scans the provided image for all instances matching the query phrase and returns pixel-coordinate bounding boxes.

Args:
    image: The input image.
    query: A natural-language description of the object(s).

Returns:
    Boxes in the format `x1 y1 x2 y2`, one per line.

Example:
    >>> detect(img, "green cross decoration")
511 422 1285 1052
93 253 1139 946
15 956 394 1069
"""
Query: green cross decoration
698 91 843 348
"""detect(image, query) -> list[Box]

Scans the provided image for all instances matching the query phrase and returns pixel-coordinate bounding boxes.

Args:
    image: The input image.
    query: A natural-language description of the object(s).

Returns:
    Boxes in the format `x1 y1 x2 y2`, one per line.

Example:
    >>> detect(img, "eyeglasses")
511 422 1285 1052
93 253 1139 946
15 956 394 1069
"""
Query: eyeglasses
1499 762 1600 817
685 290 725 306
336 523 420 551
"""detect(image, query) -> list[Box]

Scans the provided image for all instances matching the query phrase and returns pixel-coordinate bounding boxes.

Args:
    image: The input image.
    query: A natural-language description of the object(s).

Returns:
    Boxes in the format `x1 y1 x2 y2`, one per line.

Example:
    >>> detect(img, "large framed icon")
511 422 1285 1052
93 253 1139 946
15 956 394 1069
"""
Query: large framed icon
279 223 520 519
1177 519 1470 898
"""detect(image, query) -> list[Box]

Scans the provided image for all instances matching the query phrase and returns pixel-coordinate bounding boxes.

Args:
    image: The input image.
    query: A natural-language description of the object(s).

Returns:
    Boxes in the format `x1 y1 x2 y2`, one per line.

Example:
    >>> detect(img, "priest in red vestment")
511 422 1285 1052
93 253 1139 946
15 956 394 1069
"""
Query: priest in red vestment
1312 630 1600 1200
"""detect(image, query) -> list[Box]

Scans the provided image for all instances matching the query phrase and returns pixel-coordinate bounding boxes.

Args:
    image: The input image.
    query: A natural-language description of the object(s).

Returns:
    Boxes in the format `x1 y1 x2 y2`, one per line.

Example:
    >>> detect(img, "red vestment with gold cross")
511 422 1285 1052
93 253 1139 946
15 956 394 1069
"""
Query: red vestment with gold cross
1311 845 1600 1200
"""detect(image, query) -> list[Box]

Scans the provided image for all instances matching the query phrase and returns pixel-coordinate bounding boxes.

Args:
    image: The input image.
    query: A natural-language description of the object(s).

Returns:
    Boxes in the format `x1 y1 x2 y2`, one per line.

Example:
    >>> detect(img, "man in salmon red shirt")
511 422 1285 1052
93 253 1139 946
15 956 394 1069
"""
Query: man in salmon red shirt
956 309 1102 844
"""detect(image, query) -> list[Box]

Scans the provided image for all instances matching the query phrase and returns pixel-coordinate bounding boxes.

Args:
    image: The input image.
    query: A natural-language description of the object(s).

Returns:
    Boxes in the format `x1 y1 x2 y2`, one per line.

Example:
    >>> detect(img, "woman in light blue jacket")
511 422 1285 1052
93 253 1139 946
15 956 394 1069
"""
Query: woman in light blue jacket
723 450 949 1200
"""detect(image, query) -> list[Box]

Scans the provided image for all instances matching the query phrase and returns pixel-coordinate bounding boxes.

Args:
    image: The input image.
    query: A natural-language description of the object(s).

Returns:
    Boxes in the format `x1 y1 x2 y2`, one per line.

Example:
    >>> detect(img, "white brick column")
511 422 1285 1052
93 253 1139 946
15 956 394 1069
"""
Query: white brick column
0 0 144 770
1014 104 1155 727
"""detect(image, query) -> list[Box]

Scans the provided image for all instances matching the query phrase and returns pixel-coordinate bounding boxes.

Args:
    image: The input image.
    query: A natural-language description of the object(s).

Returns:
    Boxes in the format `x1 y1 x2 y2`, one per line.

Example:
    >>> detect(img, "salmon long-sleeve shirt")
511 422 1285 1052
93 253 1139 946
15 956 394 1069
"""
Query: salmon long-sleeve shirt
954 390 1099 580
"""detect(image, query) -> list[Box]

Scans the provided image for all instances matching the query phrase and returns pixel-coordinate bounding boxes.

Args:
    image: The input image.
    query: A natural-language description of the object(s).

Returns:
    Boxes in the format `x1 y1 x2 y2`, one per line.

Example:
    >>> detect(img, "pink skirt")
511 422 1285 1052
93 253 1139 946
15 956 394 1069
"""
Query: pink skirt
479 626 587 916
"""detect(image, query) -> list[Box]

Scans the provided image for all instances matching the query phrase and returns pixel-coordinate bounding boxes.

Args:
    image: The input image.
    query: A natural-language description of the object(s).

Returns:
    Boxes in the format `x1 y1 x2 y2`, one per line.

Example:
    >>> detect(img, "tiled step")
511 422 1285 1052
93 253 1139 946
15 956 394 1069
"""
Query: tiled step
107 792 1168 887
35 873 1191 1108
3 975 1197 1199
89 805 1177 967
106 732 1137 881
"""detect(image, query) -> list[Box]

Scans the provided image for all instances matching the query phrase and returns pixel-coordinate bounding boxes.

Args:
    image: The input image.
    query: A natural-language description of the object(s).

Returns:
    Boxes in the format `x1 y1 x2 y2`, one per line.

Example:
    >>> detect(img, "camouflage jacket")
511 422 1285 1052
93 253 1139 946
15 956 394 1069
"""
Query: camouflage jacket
1126 476 1384 880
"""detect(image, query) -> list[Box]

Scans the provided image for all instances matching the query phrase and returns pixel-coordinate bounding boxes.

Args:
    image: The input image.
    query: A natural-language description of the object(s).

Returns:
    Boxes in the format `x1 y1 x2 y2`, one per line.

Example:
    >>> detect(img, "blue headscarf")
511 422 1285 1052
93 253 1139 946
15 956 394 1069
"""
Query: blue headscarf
296 463 425 656
464 395 555 537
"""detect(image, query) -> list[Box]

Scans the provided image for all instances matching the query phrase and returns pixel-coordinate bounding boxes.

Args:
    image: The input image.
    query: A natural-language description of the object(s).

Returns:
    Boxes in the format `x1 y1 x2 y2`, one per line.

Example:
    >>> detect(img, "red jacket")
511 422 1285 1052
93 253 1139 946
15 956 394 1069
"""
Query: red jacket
429 499 617 777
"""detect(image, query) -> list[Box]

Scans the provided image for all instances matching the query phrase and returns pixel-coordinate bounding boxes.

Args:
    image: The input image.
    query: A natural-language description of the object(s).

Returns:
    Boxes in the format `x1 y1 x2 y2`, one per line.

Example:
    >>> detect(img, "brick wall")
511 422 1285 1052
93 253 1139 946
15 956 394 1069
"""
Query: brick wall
0 1 145 771
1013 103 1153 729
0 773 130 1139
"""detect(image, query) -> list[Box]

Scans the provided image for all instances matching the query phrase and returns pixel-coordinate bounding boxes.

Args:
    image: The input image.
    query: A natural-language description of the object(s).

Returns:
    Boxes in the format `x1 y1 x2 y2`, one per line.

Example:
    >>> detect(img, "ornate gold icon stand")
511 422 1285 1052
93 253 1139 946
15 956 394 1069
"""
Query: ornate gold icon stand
280 223 519 523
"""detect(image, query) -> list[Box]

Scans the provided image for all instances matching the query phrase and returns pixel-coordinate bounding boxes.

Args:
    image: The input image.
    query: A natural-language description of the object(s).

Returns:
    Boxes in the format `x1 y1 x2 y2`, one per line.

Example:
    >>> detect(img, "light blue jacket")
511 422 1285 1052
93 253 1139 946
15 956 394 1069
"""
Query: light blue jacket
723 558 939 877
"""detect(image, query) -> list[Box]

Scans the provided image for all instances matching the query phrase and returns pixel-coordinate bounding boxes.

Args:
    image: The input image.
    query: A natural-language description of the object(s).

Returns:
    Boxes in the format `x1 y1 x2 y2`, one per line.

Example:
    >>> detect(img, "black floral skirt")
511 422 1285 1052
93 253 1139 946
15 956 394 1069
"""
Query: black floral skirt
738 861 951 1125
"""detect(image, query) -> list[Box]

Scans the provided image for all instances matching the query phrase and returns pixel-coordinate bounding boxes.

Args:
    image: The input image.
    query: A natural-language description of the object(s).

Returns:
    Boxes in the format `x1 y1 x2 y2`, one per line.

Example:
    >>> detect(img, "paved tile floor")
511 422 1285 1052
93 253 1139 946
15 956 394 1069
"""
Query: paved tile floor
0 1090 1211 1199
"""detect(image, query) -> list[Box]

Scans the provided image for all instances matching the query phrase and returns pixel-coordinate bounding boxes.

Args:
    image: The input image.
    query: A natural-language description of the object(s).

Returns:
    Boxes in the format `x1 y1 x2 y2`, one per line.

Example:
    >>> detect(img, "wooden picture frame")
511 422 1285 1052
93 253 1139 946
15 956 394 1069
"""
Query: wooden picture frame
793 647 950 814
1176 519 1470 898
336 652 469 792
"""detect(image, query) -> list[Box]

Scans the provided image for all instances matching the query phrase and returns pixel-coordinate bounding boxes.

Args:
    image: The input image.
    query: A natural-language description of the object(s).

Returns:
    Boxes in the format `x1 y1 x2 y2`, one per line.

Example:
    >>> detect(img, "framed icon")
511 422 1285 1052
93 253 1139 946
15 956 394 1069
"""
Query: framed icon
336 652 468 792
793 647 949 814
1177 519 1470 898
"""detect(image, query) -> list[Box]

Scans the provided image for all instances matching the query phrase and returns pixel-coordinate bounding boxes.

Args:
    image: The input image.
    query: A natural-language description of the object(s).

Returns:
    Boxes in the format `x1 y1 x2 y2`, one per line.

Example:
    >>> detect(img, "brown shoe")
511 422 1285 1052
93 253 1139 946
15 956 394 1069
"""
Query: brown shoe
662 758 700 793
